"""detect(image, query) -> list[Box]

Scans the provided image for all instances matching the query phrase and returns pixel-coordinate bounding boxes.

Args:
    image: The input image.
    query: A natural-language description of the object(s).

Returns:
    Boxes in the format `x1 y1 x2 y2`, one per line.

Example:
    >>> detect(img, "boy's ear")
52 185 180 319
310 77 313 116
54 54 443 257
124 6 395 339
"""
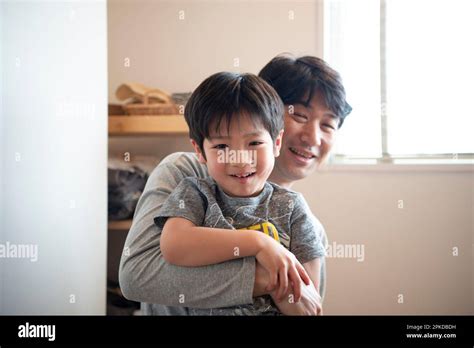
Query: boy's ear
273 129 284 157
190 139 207 164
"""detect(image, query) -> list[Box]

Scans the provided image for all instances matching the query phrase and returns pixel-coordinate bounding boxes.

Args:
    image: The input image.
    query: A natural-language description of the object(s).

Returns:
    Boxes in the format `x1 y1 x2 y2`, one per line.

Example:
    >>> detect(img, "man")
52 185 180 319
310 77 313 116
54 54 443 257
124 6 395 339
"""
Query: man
119 54 352 315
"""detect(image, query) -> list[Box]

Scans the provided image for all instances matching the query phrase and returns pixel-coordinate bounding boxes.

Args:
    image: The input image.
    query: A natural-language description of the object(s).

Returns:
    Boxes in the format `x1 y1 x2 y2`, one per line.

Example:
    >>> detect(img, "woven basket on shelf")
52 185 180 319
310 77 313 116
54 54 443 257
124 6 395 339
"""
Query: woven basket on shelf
122 90 179 116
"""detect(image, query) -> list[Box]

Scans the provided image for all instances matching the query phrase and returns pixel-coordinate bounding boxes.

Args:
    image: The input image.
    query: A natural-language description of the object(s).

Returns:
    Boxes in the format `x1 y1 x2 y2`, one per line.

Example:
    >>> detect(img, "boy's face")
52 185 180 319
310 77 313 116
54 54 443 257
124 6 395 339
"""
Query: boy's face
270 92 339 186
191 114 283 197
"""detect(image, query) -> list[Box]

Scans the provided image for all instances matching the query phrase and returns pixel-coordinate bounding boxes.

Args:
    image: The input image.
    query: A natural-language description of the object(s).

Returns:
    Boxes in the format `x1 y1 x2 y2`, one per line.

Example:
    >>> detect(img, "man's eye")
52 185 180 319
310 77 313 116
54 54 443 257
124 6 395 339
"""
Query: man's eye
213 144 228 149
292 113 308 122
323 124 336 131
249 141 264 146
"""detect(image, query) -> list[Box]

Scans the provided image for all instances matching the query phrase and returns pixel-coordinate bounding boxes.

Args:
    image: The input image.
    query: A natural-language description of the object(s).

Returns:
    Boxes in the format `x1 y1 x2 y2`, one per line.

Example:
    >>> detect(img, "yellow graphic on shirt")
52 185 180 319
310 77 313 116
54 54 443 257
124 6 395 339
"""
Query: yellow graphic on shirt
239 221 280 243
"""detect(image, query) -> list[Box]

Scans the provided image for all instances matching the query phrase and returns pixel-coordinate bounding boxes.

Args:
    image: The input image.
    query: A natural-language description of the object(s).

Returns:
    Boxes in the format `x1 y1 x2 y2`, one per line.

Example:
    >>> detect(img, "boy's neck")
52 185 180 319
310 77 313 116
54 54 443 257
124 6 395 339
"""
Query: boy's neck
220 185 265 198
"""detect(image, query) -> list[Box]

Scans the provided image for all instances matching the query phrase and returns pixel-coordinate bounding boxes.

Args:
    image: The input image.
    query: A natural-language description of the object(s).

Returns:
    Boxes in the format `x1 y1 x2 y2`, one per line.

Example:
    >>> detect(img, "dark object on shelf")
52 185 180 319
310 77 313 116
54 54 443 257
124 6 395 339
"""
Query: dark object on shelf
171 92 192 107
108 166 148 220
107 280 140 316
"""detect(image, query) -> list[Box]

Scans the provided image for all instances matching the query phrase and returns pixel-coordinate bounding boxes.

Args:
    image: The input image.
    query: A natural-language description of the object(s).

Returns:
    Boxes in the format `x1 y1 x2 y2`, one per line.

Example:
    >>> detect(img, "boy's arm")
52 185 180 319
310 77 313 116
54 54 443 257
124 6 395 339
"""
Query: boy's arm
161 217 264 266
161 217 311 299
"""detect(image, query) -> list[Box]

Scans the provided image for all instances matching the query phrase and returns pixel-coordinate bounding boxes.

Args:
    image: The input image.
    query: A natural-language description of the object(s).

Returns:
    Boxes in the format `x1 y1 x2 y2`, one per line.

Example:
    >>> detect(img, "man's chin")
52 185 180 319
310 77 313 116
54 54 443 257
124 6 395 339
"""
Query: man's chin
290 158 318 176
287 168 311 182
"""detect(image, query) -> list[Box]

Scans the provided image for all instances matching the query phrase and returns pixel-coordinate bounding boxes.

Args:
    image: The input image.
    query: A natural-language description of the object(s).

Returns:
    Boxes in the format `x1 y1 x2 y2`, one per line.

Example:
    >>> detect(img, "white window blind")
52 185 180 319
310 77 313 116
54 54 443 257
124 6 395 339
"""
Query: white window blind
324 0 474 160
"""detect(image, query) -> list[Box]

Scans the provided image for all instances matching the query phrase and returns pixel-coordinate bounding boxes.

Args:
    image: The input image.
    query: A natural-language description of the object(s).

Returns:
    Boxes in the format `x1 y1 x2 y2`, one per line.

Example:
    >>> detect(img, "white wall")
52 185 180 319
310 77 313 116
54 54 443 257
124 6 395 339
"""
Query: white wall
0 0 108 314
0 1 4 312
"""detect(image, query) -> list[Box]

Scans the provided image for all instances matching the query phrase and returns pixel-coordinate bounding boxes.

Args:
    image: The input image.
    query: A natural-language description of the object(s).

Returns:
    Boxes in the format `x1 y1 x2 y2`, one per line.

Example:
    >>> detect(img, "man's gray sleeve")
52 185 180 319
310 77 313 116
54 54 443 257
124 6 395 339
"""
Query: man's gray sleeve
119 154 256 308
289 194 327 268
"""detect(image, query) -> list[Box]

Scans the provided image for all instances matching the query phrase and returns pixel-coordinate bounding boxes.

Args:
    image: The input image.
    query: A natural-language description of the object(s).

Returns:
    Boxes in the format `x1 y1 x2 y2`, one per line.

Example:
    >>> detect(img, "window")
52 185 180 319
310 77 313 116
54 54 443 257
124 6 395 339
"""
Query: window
324 0 474 162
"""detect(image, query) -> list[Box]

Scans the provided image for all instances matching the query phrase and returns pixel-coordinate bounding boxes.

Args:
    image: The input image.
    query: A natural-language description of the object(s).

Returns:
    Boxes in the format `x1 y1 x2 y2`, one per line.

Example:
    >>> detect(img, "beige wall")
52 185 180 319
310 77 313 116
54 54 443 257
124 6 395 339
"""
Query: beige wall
292 166 473 315
107 0 473 314
108 0 323 102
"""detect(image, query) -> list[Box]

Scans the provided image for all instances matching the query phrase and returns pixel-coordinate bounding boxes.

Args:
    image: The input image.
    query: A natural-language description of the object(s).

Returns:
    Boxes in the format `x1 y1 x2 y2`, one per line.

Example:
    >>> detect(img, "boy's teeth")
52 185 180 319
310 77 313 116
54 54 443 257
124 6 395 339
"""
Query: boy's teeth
233 172 253 178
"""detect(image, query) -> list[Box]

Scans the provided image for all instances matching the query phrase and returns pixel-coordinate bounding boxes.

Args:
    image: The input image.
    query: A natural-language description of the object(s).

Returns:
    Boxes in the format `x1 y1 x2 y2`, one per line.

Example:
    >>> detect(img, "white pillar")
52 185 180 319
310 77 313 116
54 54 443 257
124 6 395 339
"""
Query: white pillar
0 0 108 314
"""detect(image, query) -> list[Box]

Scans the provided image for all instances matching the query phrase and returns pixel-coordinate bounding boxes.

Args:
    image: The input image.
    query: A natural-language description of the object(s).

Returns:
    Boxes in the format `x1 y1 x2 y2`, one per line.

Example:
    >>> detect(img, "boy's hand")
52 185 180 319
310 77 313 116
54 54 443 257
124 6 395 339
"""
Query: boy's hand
255 234 310 302
271 280 323 316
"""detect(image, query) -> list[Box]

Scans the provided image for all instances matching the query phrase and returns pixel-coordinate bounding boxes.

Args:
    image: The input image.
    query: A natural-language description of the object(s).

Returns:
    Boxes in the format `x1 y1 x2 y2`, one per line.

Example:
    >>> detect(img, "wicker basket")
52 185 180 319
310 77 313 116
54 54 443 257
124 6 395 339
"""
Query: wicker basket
122 89 179 116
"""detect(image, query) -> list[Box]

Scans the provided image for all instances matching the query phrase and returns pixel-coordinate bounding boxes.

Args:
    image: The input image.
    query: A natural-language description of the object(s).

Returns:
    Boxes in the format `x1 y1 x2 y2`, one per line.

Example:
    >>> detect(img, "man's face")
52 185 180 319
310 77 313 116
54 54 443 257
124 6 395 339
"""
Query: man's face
271 92 339 186
191 114 283 197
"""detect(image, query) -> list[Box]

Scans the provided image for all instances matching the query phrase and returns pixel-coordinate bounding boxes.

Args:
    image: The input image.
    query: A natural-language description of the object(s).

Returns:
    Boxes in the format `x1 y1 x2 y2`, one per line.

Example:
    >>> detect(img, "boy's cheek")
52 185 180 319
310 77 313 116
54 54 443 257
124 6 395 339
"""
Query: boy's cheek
255 149 275 175
208 160 226 177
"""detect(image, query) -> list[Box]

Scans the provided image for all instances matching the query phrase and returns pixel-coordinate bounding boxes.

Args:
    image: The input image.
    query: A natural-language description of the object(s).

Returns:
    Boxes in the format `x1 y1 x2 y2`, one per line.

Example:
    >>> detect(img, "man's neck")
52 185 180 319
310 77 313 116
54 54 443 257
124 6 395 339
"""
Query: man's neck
268 171 294 190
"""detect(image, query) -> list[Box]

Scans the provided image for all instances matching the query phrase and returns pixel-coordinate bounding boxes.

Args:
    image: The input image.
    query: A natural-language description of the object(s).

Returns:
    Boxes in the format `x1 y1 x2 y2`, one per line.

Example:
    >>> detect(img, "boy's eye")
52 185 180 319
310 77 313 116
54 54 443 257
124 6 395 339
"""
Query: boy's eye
213 144 228 149
249 141 264 146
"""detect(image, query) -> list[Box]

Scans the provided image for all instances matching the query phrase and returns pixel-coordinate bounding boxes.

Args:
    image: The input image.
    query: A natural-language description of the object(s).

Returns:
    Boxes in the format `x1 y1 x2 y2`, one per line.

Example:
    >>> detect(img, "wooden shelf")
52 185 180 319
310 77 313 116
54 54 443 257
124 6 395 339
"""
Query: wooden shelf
108 219 133 231
108 115 188 135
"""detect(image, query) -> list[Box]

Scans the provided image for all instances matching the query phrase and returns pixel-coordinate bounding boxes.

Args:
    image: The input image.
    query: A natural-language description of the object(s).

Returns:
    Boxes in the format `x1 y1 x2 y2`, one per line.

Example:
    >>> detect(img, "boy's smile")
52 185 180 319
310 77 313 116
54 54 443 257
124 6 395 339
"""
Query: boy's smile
191 114 283 198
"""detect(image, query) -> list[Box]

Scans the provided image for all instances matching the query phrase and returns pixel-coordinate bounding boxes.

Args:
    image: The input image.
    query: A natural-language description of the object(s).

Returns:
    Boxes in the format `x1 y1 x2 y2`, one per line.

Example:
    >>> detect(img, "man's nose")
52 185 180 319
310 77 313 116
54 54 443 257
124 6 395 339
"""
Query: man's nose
301 121 322 147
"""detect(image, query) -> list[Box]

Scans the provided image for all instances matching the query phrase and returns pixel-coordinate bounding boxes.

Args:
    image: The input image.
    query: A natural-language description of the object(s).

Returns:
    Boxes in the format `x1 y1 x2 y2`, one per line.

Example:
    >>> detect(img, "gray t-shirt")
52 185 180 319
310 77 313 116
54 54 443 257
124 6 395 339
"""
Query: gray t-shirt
119 152 328 315
154 176 326 315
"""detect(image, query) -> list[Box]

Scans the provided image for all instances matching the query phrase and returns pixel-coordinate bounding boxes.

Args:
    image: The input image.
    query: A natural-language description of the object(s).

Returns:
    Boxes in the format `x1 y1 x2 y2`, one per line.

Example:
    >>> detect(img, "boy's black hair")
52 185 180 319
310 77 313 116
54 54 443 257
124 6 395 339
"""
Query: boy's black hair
184 72 284 157
259 54 352 128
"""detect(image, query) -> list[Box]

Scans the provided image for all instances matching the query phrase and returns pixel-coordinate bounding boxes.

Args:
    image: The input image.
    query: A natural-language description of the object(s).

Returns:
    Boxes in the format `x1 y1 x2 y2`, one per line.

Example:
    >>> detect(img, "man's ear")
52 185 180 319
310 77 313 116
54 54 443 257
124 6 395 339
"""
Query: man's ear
190 139 207 164
273 129 284 157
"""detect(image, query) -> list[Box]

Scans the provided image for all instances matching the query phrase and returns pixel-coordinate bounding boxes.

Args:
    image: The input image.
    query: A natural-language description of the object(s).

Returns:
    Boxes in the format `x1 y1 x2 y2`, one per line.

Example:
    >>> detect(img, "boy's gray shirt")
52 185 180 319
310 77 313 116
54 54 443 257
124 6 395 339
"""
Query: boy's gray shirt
154 176 326 315
119 152 328 315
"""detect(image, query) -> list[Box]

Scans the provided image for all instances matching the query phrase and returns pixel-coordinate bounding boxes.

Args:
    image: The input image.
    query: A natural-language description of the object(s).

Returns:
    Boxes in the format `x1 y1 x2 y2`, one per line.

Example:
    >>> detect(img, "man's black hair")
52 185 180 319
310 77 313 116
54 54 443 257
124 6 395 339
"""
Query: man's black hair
259 54 352 127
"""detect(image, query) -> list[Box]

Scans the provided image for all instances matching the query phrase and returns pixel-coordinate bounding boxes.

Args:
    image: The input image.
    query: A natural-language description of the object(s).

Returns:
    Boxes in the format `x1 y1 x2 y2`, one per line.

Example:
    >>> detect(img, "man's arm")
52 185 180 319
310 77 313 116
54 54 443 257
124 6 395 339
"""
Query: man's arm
270 192 326 315
119 153 268 308
302 258 322 290
271 258 323 315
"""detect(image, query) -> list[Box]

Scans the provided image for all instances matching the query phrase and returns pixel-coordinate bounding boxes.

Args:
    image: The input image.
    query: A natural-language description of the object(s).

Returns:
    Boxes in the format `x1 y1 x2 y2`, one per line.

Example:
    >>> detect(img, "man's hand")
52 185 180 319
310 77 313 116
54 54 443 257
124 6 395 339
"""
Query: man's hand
253 260 271 297
255 234 311 301
271 280 323 316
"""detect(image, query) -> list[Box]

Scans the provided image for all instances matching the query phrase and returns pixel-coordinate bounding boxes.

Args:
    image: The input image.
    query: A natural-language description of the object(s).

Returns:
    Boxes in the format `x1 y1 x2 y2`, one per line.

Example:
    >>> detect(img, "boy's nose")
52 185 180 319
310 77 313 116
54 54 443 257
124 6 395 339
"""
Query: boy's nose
233 163 245 169
231 160 249 168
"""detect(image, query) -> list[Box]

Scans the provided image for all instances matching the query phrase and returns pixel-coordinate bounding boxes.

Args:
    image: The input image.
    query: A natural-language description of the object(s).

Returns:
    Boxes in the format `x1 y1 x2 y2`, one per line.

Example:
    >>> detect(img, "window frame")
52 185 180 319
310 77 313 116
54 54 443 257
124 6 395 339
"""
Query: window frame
322 0 474 165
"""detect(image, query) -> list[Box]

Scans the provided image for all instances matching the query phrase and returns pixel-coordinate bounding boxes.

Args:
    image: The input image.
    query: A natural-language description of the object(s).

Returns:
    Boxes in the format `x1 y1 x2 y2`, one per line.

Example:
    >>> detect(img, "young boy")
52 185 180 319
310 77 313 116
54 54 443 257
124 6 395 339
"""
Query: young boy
153 72 326 315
